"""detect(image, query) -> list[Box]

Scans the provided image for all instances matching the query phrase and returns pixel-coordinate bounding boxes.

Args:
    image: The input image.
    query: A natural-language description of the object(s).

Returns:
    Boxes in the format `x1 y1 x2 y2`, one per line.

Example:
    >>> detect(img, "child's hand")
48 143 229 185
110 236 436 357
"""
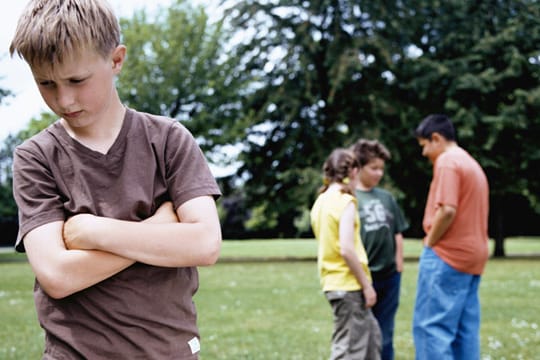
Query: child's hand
363 285 377 308
396 255 404 273
63 213 97 250
145 202 179 224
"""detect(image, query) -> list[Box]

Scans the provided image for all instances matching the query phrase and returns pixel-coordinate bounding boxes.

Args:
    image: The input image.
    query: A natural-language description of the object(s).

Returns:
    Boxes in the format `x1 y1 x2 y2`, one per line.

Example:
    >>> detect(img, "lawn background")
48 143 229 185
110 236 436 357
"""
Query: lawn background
1 238 539 359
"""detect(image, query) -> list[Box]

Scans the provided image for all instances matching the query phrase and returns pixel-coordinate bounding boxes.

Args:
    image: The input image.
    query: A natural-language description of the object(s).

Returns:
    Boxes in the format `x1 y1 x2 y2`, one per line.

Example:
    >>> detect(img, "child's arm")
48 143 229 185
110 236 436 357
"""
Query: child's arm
63 195 222 267
339 201 377 308
23 201 178 299
395 232 404 272
24 221 134 299
425 204 456 247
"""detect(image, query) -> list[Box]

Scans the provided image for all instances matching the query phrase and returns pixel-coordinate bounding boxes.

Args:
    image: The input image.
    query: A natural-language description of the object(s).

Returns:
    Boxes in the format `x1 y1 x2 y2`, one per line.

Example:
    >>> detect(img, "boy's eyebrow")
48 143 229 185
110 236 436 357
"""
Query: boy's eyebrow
33 69 91 81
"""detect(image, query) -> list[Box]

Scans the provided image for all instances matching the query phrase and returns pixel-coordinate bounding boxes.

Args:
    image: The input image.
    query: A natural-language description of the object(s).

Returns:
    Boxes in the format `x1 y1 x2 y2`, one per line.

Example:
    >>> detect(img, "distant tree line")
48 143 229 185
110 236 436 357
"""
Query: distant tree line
1 0 539 256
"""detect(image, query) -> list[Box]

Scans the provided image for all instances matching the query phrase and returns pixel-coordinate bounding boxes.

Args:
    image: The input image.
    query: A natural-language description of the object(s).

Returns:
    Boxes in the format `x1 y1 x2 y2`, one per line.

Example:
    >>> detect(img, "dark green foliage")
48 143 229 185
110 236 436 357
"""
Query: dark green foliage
117 0 247 155
222 0 540 246
2 0 539 247
379 0 540 253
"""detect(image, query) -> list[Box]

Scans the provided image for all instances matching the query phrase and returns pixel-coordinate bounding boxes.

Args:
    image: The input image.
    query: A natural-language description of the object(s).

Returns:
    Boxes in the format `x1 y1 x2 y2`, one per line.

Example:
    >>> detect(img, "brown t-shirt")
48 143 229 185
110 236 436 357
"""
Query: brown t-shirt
13 108 221 359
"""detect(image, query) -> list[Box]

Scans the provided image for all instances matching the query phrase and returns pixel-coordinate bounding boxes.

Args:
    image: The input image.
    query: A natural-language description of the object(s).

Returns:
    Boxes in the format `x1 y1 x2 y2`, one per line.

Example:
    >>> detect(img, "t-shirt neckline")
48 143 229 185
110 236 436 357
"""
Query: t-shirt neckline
54 107 133 159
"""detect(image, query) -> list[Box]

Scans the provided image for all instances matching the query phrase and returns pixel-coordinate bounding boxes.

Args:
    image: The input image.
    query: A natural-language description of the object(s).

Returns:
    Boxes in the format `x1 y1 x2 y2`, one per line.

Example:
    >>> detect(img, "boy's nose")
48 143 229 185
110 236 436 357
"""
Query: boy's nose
56 87 75 109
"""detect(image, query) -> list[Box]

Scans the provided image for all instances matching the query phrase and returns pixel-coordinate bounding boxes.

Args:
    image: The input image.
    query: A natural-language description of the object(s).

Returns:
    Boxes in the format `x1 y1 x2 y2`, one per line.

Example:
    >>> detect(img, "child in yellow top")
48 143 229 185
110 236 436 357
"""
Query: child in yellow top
311 148 381 360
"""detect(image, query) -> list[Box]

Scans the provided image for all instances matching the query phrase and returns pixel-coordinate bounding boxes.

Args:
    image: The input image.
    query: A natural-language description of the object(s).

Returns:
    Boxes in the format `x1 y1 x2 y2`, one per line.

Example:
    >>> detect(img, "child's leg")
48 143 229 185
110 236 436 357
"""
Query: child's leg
326 291 381 360
413 247 473 360
372 272 401 360
452 275 481 359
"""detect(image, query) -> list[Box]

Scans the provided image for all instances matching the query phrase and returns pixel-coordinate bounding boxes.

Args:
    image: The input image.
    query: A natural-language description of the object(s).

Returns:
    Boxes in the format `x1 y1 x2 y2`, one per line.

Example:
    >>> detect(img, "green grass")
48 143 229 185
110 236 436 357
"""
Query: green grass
195 258 540 360
1 238 539 359
218 237 540 260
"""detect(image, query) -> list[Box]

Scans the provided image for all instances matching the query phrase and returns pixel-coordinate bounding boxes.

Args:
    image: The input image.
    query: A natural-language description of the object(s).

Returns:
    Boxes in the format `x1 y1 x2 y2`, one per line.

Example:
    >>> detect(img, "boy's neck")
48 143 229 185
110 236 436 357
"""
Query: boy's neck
62 102 126 154
356 181 372 192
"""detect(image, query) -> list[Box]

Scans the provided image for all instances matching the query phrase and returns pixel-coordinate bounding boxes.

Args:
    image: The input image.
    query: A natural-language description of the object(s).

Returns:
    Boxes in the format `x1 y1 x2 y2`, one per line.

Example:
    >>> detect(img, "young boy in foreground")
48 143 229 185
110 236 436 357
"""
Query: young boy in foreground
10 0 222 358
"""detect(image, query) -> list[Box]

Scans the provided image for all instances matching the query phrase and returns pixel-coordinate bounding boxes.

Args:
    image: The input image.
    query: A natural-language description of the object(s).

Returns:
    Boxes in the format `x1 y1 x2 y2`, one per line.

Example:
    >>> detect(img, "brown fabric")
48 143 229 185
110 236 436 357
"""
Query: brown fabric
13 108 221 359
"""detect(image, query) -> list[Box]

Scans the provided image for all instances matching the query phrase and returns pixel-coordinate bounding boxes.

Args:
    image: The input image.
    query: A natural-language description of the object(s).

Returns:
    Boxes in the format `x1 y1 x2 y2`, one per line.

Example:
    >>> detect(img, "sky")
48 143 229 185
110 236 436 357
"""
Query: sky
0 0 175 141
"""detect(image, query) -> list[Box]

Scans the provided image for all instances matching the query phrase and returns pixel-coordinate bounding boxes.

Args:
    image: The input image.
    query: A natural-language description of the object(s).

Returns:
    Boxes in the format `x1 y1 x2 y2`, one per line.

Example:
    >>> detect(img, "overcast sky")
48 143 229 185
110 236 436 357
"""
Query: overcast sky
0 0 175 141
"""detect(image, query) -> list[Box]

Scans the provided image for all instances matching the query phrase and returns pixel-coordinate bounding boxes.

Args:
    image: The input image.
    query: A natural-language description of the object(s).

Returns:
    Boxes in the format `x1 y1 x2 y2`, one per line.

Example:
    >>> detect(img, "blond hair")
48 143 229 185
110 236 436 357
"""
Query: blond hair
10 0 120 67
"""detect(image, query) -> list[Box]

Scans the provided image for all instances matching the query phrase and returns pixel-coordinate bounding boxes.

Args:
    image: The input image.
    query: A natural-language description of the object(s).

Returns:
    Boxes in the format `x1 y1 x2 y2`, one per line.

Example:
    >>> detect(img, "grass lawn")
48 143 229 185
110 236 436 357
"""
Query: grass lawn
0 238 539 359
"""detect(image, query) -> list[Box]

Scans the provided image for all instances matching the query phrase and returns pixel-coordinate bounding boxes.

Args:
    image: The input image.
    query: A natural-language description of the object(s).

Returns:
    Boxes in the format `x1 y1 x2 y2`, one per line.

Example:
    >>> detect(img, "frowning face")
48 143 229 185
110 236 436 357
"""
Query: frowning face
31 45 125 132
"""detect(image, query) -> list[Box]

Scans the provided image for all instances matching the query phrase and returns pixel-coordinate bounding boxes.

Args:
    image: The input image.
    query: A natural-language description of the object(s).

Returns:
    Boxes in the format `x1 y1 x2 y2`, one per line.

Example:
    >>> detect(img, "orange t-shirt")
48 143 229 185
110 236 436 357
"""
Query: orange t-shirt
423 146 489 275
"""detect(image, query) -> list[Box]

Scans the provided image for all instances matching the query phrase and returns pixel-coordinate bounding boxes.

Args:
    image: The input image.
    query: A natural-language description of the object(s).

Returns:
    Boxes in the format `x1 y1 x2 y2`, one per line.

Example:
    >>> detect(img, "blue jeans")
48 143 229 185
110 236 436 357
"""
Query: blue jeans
372 271 401 360
413 247 481 360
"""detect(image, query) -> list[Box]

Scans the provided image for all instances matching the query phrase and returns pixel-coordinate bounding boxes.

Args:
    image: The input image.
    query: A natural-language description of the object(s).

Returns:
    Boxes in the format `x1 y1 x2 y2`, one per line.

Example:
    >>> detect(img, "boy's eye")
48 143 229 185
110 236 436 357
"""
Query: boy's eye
39 81 54 87
70 78 85 84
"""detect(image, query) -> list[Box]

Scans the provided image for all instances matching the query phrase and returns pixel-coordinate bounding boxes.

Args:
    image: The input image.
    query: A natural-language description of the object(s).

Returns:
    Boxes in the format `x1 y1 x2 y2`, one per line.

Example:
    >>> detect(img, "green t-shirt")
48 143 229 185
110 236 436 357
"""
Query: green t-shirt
356 187 408 280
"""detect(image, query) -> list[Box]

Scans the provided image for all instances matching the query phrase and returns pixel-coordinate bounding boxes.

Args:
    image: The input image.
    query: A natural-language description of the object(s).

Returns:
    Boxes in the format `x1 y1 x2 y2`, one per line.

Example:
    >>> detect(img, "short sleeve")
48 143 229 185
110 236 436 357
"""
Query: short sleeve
390 195 409 234
164 122 221 208
432 163 460 208
12 144 66 252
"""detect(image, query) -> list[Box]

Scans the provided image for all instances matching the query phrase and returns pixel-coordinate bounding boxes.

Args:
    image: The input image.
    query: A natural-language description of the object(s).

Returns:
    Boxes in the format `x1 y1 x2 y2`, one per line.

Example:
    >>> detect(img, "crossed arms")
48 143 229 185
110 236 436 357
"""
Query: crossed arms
23 196 221 299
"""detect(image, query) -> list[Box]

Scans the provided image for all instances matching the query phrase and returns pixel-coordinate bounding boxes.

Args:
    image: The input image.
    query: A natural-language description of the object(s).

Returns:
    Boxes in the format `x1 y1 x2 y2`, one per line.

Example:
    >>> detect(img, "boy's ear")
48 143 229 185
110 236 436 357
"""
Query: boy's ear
111 45 127 73
431 132 444 143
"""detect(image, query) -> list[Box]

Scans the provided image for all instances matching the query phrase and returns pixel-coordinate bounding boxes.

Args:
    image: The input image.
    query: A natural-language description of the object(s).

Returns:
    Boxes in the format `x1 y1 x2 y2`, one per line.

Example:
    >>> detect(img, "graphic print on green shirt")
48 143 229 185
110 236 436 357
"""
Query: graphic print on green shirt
356 188 408 280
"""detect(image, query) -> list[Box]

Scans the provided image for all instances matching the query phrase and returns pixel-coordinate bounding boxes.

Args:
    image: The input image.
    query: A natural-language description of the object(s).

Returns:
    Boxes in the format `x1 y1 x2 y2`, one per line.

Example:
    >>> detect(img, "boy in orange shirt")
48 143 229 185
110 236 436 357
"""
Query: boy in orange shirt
412 114 489 360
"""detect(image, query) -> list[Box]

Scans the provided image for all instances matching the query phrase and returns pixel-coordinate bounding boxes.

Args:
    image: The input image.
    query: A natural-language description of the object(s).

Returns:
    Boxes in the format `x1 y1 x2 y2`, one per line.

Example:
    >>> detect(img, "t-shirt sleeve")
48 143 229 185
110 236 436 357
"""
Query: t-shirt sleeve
12 144 66 252
432 163 460 209
164 122 221 208
390 195 409 234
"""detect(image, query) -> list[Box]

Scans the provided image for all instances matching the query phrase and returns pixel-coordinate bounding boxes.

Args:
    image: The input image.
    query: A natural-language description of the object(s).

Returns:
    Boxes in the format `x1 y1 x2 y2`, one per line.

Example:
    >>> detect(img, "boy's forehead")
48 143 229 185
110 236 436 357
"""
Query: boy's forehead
30 49 99 79
417 138 429 146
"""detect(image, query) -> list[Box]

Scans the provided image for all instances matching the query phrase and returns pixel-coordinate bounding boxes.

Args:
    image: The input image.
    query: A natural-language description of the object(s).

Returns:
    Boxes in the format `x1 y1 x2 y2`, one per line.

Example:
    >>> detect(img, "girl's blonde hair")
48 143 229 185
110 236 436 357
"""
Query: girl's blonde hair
10 0 121 67
318 148 359 195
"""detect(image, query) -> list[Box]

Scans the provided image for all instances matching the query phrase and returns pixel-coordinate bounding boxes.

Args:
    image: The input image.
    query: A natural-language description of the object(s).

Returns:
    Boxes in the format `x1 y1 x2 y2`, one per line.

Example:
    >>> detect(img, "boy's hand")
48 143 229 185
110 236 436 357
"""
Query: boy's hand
396 255 404 273
63 213 97 250
64 202 179 250
146 202 179 224
363 285 377 308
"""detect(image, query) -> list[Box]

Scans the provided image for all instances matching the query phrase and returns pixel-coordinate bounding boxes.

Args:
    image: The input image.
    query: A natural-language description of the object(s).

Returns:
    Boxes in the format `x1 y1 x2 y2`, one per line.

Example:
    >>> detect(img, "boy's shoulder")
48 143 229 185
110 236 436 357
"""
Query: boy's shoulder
128 108 190 135
358 187 393 199
15 120 62 155
372 187 393 198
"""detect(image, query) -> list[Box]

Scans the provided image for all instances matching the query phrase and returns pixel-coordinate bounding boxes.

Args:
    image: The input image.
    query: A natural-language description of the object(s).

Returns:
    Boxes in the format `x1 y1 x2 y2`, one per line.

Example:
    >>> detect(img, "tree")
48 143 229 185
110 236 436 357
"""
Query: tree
376 0 540 255
117 0 247 160
0 79 14 217
222 0 540 250
223 0 401 237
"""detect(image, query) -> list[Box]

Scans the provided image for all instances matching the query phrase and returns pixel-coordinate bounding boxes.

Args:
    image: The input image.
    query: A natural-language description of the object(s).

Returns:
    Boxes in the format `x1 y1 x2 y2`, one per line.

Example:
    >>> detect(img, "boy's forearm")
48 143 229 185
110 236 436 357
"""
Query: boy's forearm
88 218 221 267
24 221 134 299
27 202 182 299
426 204 456 247
64 197 222 267
395 233 404 272
343 251 371 289
64 202 178 250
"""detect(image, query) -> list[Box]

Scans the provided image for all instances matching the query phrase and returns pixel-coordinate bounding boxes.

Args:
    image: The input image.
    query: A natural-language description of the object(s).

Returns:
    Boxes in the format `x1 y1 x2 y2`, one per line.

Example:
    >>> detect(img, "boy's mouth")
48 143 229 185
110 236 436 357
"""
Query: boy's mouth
63 110 83 119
